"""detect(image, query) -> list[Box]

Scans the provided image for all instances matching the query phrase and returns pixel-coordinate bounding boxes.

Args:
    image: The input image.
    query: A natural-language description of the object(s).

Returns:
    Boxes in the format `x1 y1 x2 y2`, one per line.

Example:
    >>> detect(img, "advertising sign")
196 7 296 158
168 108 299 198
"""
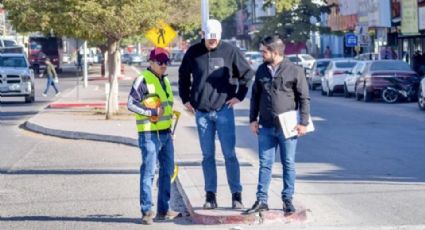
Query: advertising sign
401 0 419 34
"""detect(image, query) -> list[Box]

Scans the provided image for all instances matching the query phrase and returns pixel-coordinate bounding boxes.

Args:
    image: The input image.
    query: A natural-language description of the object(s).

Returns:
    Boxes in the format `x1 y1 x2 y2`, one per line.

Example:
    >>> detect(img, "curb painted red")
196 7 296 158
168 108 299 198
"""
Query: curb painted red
48 102 127 109
189 208 308 225
175 177 308 225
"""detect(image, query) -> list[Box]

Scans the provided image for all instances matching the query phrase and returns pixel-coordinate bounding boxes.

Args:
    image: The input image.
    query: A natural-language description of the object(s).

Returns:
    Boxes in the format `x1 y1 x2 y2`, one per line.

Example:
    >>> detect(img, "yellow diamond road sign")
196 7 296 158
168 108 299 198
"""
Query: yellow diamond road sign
145 21 177 48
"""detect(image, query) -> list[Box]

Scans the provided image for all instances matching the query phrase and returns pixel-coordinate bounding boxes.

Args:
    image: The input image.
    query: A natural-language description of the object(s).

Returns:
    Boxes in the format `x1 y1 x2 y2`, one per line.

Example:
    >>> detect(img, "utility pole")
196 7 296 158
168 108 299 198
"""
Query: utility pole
201 0 209 32
83 41 88 88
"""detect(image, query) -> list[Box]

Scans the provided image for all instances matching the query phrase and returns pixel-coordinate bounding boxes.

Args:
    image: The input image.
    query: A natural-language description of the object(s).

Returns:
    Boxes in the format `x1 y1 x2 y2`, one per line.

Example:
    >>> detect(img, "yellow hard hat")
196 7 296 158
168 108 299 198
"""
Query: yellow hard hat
142 94 161 122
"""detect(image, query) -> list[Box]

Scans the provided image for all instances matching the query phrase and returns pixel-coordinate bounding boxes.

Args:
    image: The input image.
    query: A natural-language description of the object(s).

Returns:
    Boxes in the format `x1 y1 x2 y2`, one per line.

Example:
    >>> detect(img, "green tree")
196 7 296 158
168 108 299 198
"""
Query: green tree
255 0 323 45
3 0 171 119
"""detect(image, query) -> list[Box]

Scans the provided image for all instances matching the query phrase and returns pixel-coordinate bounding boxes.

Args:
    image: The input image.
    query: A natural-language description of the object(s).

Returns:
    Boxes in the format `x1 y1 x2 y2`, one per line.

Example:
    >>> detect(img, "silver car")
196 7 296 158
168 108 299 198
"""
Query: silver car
0 53 35 103
307 59 331 90
343 61 369 97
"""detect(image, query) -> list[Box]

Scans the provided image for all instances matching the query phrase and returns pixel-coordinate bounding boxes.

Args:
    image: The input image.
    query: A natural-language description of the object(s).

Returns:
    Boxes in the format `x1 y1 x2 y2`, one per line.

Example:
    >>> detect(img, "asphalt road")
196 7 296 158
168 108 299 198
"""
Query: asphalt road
1 64 425 229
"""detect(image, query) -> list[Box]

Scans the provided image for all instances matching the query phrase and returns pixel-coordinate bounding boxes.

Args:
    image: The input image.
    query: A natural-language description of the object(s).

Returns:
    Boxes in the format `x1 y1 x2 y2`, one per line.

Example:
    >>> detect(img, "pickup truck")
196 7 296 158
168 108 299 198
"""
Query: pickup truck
0 52 35 103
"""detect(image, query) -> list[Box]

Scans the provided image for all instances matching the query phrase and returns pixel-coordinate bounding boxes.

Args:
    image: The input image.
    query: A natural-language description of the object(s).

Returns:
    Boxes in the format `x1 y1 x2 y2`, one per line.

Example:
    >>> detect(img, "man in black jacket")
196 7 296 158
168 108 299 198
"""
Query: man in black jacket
178 19 254 210
245 36 310 215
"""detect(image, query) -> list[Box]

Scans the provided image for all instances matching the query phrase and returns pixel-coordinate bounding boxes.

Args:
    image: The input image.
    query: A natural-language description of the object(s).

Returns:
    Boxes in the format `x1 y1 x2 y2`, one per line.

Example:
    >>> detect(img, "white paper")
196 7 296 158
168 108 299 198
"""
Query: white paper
278 111 314 139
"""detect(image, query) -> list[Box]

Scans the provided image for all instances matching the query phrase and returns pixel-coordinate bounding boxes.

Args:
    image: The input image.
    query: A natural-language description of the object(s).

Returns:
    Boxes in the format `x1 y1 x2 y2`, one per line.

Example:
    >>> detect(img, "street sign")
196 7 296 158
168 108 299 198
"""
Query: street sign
345 33 357 47
145 21 177 48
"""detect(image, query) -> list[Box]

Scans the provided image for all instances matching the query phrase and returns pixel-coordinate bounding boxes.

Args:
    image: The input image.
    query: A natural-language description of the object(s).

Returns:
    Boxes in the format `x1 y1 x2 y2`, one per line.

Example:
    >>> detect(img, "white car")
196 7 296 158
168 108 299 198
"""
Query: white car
307 59 331 90
354 53 380 60
0 53 35 103
418 77 425 110
287 54 315 70
343 61 369 97
244 51 263 71
321 59 357 97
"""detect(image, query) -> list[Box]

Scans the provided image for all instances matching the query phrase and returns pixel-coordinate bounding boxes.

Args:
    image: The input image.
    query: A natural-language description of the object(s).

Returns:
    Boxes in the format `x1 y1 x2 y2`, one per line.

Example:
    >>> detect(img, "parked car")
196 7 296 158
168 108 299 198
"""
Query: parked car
354 60 421 102
321 59 357 96
170 51 185 65
244 51 262 71
306 59 331 90
127 53 143 65
418 77 425 110
354 53 380 60
343 61 369 97
287 54 315 70
121 53 130 64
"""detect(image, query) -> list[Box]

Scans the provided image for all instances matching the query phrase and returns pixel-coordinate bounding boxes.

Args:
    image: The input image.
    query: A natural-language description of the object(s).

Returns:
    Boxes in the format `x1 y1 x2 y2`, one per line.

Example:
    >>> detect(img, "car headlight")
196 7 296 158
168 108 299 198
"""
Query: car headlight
22 75 31 82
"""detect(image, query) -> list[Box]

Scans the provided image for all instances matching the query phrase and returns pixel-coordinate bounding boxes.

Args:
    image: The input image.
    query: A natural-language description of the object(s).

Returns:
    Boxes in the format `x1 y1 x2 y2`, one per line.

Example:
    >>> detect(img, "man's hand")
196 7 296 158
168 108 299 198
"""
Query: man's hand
226 97 241 108
184 102 195 113
295 124 307 136
250 121 259 135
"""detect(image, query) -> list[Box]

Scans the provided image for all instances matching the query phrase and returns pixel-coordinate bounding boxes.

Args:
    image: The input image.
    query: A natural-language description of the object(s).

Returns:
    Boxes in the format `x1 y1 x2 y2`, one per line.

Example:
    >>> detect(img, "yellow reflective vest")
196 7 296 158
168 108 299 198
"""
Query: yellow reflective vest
136 70 174 132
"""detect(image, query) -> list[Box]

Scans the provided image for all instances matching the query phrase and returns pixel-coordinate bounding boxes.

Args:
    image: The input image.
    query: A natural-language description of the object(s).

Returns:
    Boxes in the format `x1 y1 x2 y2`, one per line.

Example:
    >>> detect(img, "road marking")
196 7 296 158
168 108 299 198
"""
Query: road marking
312 116 326 121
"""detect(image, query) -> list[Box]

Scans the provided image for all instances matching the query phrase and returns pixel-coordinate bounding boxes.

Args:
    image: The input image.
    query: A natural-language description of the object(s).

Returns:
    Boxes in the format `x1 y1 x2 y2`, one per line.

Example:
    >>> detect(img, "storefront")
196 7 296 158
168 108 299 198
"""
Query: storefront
397 0 425 69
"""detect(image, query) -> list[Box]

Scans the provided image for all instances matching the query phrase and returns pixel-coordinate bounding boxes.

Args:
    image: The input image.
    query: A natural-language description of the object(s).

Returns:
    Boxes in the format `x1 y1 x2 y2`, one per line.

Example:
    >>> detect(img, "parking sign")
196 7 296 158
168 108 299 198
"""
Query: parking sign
345 33 357 47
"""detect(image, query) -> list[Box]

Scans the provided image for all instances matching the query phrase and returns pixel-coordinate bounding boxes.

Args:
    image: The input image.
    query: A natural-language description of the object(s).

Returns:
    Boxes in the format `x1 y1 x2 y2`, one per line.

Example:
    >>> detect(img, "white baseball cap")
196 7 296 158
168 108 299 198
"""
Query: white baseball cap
204 19 222 40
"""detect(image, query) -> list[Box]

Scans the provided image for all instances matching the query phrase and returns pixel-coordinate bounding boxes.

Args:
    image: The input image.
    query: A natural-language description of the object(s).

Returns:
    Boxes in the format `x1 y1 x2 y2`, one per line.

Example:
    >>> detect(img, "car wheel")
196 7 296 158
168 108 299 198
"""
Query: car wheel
363 87 372 102
418 86 425 110
321 86 326 96
25 93 35 103
311 83 316 90
344 84 350 98
355 87 362 101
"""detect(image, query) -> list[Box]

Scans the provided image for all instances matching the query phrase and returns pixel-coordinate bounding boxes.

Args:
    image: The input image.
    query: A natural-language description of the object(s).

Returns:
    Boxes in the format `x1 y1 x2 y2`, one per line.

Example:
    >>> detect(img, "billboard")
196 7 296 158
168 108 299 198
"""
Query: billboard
401 0 419 34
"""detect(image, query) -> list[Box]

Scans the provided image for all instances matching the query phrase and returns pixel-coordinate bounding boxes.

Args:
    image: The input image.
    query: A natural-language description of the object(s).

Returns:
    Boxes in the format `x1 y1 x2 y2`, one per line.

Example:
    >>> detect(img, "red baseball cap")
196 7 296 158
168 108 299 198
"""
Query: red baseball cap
149 47 170 63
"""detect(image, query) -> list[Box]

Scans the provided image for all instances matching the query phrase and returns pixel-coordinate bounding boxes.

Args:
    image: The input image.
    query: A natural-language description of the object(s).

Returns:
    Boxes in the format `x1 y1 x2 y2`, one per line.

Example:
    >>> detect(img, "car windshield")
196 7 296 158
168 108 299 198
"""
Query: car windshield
4 40 17 47
335 62 356 68
0 56 27 68
370 61 412 71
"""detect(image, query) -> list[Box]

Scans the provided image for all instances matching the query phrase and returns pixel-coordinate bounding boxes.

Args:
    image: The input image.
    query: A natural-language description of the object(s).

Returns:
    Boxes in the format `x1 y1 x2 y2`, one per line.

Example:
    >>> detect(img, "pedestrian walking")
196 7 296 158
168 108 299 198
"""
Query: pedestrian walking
178 19 255 209
42 57 60 97
245 36 310 215
127 47 180 225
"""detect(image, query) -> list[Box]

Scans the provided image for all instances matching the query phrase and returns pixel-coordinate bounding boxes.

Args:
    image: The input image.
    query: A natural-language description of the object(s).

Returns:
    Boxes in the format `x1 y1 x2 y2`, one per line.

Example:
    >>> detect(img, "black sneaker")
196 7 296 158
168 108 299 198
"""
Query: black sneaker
243 200 269 214
232 192 244 209
283 199 296 214
203 191 218 209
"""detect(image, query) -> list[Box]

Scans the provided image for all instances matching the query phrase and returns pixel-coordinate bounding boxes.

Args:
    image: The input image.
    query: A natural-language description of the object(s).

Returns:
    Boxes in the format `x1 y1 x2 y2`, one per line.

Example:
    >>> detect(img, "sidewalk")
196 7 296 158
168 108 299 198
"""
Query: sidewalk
24 65 308 225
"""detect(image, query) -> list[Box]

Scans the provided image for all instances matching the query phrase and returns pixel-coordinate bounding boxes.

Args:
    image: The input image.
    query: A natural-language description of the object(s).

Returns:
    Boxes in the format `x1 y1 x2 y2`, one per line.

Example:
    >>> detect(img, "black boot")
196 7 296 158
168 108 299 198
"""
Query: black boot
283 199 296 214
232 192 244 209
243 200 269 214
203 191 218 209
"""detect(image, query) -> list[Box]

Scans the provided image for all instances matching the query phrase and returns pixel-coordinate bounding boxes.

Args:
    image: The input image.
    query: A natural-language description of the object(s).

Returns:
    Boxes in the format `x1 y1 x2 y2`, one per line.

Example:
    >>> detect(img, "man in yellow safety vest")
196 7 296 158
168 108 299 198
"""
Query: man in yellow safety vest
127 47 179 225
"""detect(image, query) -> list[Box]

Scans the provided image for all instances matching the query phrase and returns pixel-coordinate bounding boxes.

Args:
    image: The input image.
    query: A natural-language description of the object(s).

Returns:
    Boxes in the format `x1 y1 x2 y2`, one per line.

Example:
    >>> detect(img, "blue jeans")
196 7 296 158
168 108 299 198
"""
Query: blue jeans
138 131 174 214
43 74 59 94
256 127 297 202
195 106 242 193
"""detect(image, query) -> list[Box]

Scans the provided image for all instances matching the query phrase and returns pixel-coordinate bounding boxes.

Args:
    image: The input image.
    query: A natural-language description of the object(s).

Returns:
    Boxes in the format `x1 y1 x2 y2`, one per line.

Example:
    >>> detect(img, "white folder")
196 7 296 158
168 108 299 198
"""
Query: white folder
278 110 314 139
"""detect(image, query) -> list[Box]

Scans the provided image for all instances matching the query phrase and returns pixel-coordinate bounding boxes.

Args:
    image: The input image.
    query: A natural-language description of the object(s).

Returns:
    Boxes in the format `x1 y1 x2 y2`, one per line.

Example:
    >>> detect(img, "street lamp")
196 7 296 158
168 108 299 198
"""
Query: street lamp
201 0 209 32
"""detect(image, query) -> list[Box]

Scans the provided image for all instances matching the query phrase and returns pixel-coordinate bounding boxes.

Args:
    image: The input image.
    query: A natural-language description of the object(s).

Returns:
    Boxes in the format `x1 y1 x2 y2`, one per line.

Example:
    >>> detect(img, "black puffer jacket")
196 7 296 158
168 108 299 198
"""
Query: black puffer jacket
178 40 254 112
